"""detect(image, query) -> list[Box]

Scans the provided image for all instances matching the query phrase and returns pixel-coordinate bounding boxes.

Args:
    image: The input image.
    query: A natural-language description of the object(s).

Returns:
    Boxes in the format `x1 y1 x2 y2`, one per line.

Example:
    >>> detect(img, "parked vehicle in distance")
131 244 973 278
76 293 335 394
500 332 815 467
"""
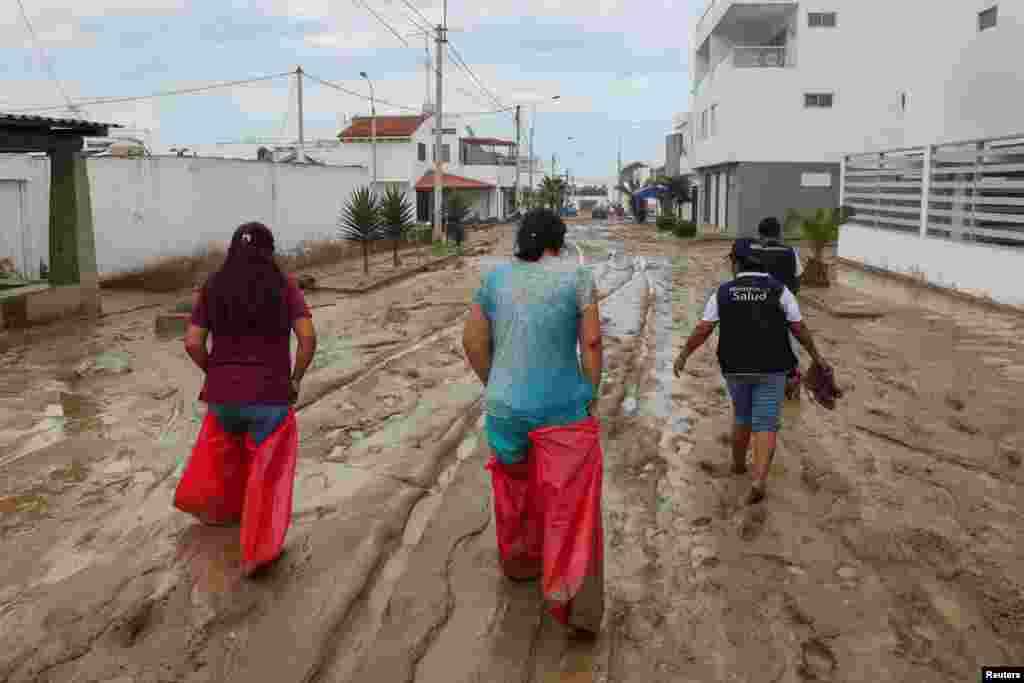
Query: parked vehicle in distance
560 206 579 218
591 206 608 220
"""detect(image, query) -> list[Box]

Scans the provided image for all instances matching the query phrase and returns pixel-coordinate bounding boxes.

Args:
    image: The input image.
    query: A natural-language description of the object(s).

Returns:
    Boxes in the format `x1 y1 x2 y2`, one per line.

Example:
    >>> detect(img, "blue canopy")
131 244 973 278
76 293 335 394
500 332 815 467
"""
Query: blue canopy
633 185 668 201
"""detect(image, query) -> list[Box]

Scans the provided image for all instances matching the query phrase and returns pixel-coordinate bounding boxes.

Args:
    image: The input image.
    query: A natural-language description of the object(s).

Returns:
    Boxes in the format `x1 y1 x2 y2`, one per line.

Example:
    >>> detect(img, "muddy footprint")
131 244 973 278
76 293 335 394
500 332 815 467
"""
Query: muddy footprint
798 637 837 681
738 506 767 542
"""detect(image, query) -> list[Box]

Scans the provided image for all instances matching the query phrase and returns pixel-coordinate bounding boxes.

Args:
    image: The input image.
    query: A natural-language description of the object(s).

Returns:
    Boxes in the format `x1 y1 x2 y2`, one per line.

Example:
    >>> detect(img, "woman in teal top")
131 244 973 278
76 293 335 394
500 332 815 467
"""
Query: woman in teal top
463 208 604 464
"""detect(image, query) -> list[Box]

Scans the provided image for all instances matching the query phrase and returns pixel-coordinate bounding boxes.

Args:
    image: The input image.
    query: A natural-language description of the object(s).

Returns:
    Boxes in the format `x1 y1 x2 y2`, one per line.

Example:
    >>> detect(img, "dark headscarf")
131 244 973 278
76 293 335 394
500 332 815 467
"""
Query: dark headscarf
205 222 290 336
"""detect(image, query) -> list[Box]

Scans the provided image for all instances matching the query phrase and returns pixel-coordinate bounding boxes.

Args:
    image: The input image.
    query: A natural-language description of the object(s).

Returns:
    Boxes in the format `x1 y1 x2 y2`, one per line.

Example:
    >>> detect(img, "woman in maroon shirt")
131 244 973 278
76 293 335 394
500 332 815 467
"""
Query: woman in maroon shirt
179 222 316 573
185 222 316 436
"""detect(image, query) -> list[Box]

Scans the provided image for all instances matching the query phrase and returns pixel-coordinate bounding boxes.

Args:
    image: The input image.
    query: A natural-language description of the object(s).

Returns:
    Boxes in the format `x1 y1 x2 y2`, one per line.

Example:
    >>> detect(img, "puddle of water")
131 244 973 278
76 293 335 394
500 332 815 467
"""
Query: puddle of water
0 391 112 469
175 523 245 597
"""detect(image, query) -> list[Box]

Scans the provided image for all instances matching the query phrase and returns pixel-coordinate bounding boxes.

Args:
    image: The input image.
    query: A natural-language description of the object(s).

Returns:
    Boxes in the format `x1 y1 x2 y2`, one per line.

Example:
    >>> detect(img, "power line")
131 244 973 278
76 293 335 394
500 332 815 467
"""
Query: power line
350 0 411 47
15 0 77 114
397 0 433 31
447 41 503 110
303 71 423 112
6 71 293 114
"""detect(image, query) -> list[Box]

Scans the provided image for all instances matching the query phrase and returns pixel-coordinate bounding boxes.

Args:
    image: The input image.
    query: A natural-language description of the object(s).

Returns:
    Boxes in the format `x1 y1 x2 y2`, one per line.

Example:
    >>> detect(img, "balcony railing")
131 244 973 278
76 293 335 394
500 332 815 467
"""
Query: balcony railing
732 46 791 68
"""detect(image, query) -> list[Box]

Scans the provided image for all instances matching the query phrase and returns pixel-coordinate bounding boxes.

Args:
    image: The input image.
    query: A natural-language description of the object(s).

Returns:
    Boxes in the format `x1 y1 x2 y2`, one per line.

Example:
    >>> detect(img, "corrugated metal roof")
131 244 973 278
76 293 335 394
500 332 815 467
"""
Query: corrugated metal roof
0 113 120 131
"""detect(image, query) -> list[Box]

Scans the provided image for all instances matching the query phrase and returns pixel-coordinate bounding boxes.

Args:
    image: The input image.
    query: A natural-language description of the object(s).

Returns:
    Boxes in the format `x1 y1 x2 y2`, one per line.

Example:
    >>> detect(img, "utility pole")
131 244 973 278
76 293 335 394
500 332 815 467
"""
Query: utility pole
432 13 447 242
514 105 521 213
296 66 305 164
360 72 377 192
616 136 622 205
528 104 536 206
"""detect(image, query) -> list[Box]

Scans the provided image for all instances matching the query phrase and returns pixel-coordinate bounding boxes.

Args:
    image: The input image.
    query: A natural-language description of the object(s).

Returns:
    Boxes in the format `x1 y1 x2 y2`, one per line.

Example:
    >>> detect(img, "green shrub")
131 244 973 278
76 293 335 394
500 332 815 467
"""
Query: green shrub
656 214 677 232
673 220 698 238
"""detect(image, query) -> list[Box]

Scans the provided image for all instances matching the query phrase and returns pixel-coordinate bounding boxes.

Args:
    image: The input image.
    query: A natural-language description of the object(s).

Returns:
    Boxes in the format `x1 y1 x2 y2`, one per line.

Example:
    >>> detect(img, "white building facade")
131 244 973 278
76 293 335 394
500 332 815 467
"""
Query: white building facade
834 2 1024 308
685 0 1019 237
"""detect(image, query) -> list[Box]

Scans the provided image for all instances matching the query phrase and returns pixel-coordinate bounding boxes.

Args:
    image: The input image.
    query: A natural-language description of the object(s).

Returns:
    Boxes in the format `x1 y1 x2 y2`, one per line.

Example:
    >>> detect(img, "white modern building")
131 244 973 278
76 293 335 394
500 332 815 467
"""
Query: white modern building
835 2 1024 308
331 113 540 222
684 0 1021 239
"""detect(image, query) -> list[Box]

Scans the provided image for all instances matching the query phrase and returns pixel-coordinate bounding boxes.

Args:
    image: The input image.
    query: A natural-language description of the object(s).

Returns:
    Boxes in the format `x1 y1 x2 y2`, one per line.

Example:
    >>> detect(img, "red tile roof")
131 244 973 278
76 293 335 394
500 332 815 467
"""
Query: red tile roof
415 171 495 190
338 114 429 140
462 137 515 146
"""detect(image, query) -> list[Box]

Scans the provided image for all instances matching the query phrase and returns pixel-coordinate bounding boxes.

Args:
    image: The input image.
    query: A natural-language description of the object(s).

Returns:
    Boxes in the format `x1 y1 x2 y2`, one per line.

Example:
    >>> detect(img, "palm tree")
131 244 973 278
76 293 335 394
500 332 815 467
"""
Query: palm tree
539 175 567 211
380 185 415 267
647 173 693 218
783 206 853 287
338 186 383 275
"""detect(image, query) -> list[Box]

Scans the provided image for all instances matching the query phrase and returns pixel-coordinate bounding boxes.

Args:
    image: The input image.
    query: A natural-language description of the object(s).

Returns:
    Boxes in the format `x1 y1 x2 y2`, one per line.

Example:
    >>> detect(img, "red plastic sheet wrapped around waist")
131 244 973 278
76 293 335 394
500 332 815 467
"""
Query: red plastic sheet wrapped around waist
488 415 604 631
174 409 298 575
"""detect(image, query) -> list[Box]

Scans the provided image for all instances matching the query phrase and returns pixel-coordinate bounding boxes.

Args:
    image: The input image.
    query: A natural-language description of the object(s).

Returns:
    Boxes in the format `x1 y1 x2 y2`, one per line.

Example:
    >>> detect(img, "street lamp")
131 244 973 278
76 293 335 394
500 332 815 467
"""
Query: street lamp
528 95 560 201
360 71 377 193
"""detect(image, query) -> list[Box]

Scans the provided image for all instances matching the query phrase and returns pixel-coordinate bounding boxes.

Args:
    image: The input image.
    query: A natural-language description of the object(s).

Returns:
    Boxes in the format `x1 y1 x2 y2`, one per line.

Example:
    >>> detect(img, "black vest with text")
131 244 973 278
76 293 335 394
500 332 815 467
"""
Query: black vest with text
715 274 798 375
753 240 799 293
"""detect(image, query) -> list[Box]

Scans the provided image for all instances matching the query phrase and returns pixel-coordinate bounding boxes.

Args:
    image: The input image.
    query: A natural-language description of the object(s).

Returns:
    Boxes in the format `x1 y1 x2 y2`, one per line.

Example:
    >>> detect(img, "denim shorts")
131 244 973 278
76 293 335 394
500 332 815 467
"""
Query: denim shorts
484 402 590 466
209 403 290 446
724 373 787 433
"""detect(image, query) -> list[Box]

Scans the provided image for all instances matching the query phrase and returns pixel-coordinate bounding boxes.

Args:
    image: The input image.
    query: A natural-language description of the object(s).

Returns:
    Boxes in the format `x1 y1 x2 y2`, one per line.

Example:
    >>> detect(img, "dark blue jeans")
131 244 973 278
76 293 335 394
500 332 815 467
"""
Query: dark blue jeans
209 404 290 446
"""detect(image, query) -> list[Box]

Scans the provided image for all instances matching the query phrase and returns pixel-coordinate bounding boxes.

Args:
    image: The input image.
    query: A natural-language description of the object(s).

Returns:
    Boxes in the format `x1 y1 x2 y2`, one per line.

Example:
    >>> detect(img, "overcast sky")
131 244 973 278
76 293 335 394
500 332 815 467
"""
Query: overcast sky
1 0 705 178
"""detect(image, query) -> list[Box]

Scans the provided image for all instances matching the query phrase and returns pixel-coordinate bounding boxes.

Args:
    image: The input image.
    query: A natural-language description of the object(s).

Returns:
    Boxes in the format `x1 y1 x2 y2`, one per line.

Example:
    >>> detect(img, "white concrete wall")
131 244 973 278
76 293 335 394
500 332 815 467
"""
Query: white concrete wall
1 155 369 276
0 155 50 279
837 222 1024 308
689 1 1023 168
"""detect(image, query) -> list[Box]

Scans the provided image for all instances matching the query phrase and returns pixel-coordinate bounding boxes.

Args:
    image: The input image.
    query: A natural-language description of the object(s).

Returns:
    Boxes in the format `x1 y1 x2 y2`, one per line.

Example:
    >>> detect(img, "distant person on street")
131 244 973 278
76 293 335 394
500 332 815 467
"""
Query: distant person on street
463 207 605 634
752 216 804 397
178 221 317 574
673 238 829 505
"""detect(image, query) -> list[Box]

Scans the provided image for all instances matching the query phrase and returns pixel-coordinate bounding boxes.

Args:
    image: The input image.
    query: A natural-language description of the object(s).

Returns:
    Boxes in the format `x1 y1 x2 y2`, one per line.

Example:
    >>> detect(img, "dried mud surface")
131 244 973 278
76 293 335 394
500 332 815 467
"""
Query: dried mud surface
0 222 1021 683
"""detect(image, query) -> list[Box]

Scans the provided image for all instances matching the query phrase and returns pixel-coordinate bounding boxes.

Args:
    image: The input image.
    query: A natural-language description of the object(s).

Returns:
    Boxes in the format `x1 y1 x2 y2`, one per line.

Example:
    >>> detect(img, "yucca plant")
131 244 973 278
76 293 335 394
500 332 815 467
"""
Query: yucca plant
540 175 567 211
783 206 852 287
338 186 383 275
380 185 415 267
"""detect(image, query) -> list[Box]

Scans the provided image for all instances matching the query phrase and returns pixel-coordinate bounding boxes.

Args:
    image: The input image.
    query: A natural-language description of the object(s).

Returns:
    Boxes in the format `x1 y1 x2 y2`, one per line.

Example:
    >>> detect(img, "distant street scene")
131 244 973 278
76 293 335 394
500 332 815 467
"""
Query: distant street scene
1 0 1022 681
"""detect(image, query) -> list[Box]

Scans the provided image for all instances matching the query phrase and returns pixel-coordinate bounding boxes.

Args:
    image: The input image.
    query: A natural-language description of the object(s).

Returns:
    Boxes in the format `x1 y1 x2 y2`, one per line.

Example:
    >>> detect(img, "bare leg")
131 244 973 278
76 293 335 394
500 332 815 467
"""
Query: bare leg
732 424 752 474
746 431 778 505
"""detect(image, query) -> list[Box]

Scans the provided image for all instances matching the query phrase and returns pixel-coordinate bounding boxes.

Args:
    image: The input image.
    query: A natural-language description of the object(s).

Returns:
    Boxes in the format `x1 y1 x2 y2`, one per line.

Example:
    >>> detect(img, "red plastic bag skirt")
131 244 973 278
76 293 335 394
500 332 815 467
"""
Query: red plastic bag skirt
486 415 604 633
173 409 298 576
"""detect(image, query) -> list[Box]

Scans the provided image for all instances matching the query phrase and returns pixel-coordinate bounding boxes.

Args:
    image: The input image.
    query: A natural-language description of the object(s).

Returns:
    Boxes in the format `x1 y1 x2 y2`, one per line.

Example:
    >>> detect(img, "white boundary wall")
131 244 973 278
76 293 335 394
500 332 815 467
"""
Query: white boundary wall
0 155 368 276
838 222 1024 308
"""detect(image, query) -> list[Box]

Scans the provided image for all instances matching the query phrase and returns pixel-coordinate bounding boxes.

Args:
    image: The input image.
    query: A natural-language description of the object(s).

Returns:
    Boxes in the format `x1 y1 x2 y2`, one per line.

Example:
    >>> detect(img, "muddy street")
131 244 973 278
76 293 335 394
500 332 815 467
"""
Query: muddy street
1 220 1022 682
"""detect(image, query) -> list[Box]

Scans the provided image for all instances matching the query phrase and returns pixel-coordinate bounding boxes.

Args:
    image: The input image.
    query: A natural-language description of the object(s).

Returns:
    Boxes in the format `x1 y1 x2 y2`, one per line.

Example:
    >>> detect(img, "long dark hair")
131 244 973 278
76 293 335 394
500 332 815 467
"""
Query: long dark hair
205 222 290 335
515 208 567 262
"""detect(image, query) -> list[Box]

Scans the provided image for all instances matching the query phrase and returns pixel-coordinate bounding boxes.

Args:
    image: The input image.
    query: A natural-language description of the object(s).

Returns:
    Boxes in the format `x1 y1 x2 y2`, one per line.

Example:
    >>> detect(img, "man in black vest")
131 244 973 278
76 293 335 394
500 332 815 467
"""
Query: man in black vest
673 239 829 505
752 216 803 398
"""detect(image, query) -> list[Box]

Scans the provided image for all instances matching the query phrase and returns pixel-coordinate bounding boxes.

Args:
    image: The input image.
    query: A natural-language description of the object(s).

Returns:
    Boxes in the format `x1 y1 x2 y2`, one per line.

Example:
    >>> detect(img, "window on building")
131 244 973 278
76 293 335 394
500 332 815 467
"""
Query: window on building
699 109 708 139
441 144 451 163
979 5 998 31
418 142 426 161
804 92 834 108
710 104 718 137
899 91 908 112
808 11 837 27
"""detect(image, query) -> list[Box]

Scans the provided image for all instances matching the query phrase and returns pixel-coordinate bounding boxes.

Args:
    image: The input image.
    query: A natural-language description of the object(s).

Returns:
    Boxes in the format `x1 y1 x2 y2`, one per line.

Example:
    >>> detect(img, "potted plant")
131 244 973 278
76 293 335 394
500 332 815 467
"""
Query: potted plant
380 185 415 267
338 187 383 275
783 206 853 287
